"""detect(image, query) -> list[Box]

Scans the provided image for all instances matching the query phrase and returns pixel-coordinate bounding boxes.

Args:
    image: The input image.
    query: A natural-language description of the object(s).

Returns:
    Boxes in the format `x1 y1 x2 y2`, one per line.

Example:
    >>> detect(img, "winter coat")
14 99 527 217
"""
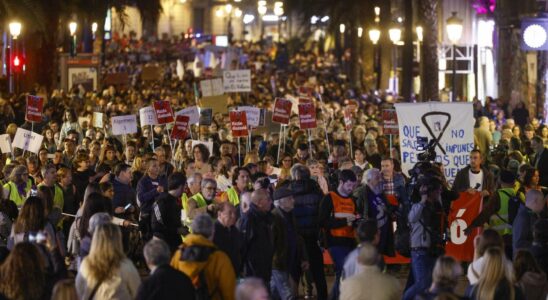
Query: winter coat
170 234 236 300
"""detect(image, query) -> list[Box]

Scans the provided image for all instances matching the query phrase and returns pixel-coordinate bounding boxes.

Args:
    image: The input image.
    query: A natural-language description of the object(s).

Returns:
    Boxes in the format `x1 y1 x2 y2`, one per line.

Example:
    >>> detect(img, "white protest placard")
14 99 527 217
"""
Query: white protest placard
93 112 104 128
111 115 138 135
223 70 251 92
191 140 214 155
0 134 12 154
139 106 158 127
395 102 474 185
200 78 224 97
239 106 261 128
12 128 44 154
176 106 200 125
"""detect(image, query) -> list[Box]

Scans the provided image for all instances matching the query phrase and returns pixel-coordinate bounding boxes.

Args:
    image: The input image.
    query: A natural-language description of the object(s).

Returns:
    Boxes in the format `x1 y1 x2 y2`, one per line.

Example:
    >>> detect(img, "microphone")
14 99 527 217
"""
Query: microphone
473 183 480 190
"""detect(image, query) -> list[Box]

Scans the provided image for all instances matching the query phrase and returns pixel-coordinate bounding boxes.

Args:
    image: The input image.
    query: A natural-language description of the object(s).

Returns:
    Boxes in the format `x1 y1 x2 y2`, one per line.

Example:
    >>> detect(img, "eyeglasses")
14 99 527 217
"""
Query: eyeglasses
204 186 216 191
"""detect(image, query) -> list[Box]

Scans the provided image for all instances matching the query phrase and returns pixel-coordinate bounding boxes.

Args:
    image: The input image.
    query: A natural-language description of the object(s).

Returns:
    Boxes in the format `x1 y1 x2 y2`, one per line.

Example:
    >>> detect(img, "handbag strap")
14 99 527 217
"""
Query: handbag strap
88 278 104 300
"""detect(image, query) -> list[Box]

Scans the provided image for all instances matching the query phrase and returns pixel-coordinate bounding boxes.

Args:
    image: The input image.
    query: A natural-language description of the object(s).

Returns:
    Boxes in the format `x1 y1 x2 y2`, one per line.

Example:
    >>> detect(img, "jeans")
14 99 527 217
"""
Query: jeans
403 249 436 300
270 270 295 300
303 238 328 300
328 246 353 300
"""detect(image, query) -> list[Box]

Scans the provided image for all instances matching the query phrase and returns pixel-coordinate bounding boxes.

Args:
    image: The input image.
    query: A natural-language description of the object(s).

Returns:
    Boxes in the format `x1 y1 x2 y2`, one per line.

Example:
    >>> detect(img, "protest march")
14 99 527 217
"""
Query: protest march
0 35 546 300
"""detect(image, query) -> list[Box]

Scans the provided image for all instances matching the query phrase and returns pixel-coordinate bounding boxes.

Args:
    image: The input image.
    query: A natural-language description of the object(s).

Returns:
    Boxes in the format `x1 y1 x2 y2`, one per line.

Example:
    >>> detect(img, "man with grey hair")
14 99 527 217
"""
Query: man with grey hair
340 243 400 300
187 178 217 223
352 168 395 256
137 239 195 300
171 214 236 300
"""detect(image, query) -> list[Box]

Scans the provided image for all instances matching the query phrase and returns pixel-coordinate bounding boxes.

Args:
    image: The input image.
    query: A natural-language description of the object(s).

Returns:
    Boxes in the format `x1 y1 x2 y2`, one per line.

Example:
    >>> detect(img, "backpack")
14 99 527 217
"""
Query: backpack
498 190 522 225
180 245 218 300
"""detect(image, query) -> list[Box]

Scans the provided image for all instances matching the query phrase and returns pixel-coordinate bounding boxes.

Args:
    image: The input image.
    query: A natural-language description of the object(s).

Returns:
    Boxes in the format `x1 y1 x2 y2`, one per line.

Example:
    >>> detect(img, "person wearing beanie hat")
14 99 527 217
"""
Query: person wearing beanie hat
465 169 518 257
270 184 307 300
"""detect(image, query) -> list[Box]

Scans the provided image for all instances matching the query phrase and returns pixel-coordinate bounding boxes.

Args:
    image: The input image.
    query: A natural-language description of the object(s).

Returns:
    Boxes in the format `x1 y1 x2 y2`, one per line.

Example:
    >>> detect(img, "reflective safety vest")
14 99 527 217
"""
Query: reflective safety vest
226 187 240 206
489 188 514 236
3 180 32 207
38 183 64 210
329 191 356 239
184 193 208 226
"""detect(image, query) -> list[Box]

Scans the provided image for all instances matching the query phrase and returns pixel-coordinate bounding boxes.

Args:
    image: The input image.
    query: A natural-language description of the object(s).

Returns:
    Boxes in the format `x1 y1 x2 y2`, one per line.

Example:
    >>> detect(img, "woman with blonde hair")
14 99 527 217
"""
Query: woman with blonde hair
52 279 78 300
0 242 46 300
75 223 140 299
467 247 524 300
416 256 463 300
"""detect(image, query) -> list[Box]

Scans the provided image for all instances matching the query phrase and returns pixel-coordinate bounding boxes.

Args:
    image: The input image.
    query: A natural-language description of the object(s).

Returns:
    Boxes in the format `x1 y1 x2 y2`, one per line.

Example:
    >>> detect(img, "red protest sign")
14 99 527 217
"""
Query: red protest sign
343 107 353 131
298 102 317 129
298 86 313 97
272 98 292 124
230 110 249 137
153 100 174 124
171 115 190 140
382 109 399 135
445 192 482 262
26 95 44 123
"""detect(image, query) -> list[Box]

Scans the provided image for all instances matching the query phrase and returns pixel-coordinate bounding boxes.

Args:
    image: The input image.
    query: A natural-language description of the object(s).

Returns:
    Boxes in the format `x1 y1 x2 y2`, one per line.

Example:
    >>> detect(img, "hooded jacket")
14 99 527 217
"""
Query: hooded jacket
170 234 236 300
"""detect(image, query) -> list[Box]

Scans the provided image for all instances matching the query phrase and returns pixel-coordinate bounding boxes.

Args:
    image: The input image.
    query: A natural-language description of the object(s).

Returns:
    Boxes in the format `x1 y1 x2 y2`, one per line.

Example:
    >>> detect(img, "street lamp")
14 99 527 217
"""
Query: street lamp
339 24 345 34
9 22 22 39
368 27 380 44
389 24 402 94
357 27 363 38
416 26 423 43
69 21 78 57
446 11 463 102
91 22 98 40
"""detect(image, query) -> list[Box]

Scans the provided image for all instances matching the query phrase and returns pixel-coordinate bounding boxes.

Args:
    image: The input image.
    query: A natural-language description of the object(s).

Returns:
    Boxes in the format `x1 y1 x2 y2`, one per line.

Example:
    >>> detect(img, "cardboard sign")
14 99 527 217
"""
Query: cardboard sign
239 106 261 128
199 108 213 126
272 98 292 124
0 134 12 154
78 117 90 128
139 106 158 127
26 95 44 123
141 66 162 81
200 78 224 97
382 109 399 135
111 115 138 135
12 128 44 154
93 112 104 128
171 115 190 140
103 73 129 86
230 110 249 137
153 101 174 124
298 102 317 129
223 70 251 92
344 108 353 131
201 95 229 114
176 106 200 125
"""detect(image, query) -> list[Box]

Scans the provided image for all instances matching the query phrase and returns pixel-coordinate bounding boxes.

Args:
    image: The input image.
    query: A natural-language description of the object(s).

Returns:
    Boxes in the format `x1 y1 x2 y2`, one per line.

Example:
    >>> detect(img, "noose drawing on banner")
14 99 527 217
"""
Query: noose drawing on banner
421 111 451 155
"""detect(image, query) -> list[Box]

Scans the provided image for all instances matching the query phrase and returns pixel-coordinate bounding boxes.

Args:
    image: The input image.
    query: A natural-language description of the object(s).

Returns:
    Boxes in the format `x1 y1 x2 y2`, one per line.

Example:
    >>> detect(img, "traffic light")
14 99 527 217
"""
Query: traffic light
12 54 23 73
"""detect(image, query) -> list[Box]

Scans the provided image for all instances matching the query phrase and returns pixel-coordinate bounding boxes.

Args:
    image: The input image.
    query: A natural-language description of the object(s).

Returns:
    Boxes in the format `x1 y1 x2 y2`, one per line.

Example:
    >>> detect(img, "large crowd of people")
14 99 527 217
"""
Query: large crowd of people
0 34 546 300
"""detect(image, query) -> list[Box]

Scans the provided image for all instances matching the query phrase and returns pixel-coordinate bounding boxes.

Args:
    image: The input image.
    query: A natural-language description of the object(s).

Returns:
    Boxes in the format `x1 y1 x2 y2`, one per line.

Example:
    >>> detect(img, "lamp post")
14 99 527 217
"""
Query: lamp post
9 21 22 94
258 1 267 41
389 24 402 95
91 22 98 40
274 1 284 41
369 26 380 90
446 12 463 102
69 21 78 57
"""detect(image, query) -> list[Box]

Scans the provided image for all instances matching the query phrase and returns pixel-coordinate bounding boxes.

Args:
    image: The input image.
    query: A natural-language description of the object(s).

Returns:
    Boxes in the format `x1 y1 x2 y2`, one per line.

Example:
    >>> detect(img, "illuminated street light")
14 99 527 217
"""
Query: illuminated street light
389 26 401 44
369 27 380 44
339 24 345 34
357 27 363 38
258 5 267 15
9 22 22 39
234 8 243 18
69 22 78 36
225 3 233 14
416 25 423 42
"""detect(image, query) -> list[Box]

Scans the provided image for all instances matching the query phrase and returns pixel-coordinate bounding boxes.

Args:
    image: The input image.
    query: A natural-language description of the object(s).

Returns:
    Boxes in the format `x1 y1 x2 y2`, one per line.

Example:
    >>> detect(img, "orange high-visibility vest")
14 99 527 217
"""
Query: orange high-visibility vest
329 191 356 239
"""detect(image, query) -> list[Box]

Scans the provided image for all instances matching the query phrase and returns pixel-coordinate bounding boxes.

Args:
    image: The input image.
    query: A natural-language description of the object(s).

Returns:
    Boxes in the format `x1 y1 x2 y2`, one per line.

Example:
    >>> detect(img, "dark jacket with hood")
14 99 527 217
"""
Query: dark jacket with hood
238 203 274 284
290 179 322 240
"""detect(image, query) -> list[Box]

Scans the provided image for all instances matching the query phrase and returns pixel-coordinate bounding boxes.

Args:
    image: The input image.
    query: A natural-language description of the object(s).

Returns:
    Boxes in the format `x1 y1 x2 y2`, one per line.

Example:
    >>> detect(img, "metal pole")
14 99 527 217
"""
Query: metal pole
389 135 393 159
452 44 457 102
276 126 282 165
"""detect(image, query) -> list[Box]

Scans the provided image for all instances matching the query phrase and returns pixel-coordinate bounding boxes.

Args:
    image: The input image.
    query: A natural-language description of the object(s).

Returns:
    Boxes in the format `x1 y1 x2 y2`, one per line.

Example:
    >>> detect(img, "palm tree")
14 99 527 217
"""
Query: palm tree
418 0 439 101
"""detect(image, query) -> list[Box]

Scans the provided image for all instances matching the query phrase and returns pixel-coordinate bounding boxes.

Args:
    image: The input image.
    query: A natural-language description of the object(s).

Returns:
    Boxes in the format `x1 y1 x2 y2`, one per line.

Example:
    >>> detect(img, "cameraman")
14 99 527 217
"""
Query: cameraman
403 175 447 300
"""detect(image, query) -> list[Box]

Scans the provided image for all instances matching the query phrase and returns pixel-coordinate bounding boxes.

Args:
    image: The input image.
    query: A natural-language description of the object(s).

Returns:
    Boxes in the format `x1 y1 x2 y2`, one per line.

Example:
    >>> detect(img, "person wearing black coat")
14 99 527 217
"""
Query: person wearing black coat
238 189 274 286
136 239 195 300
289 165 328 300
213 202 242 274
137 159 168 242
152 172 187 253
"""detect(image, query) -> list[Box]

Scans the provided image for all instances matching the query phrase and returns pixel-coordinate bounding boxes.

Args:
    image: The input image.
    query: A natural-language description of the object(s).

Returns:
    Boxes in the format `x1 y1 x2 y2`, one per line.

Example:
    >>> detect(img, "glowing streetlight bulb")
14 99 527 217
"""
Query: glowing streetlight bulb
69 22 78 36
9 22 22 39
